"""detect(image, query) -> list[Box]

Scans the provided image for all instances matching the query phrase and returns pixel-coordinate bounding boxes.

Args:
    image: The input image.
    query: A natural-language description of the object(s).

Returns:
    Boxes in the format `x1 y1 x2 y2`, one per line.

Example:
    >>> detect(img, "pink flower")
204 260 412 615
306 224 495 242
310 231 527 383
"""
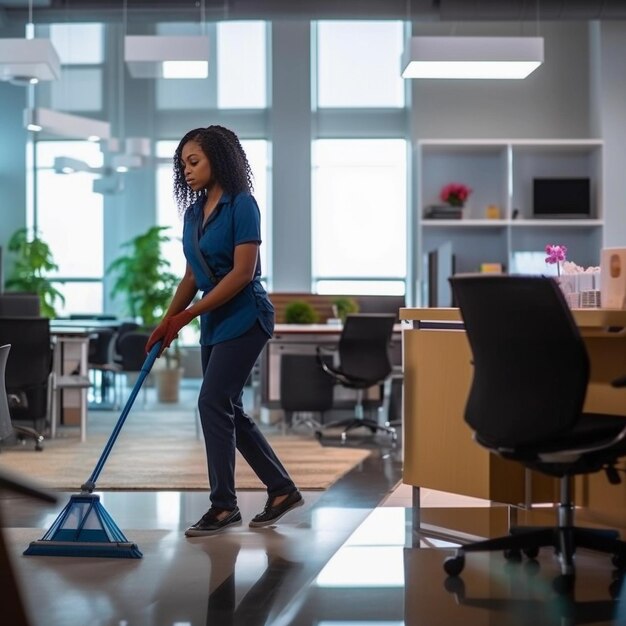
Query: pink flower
545 244 567 276
545 244 567 264
440 183 472 207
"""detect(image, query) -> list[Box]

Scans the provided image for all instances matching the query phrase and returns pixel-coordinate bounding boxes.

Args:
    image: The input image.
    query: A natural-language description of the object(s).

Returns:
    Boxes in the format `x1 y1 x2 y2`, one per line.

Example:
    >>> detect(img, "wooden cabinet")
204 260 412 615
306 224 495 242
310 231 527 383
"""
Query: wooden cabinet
410 139 604 305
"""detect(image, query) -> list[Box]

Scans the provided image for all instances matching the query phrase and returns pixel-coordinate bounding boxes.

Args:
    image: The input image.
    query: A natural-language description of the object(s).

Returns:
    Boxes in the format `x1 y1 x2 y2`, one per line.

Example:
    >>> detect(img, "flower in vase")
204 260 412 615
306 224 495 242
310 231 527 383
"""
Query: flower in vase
440 183 472 208
545 244 567 276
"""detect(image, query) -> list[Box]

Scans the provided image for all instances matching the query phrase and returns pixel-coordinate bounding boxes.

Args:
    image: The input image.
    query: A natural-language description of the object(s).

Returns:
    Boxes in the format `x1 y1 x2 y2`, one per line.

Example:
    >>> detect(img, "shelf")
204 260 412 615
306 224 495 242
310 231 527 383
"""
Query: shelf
422 219 508 227
510 219 603 227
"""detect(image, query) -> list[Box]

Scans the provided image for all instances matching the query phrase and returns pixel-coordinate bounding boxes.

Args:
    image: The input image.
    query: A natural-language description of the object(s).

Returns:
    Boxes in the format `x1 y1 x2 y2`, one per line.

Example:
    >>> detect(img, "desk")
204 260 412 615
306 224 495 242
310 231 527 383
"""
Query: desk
49 327 92 442
260 323 403 421
400 307 626 530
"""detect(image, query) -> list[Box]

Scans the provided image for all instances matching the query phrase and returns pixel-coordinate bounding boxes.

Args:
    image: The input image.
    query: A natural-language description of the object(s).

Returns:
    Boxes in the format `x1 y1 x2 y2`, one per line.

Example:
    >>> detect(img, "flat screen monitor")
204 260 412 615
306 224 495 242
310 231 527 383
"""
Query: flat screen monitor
533 177 591 218
0 293 41 317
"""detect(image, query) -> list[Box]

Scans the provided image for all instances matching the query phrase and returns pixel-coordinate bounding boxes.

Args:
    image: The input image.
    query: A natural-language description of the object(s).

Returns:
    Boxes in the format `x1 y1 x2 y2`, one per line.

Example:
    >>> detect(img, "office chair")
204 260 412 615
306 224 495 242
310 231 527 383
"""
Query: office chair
0 319 53 449
116 330 152 407
315 314 397 443
443 275 626 587
87 328 120 404
279 353 334 433
0 344 45 451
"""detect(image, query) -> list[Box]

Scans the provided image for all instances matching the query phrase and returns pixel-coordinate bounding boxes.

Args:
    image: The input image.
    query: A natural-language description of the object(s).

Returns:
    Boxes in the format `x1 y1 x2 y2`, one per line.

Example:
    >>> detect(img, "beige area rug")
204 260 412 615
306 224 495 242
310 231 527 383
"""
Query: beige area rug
0 433 371 491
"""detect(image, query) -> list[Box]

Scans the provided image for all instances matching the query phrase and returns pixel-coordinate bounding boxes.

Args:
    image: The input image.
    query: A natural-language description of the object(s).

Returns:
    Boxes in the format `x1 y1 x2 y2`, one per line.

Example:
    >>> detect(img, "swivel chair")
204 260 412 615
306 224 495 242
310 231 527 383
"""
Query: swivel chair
87 328 120 405
443 275 626 587
0 344 45 451
279 353 334 433
315 314 397 443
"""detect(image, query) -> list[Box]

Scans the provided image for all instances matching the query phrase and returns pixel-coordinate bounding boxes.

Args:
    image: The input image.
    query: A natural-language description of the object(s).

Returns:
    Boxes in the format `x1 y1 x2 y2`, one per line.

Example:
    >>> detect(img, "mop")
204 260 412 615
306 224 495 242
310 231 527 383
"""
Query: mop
24 340 162 558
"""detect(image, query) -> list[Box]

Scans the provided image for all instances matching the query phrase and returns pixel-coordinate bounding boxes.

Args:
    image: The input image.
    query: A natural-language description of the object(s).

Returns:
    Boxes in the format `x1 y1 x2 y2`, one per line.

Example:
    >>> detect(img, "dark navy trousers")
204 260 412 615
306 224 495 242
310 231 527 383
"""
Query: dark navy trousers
199 321 295 510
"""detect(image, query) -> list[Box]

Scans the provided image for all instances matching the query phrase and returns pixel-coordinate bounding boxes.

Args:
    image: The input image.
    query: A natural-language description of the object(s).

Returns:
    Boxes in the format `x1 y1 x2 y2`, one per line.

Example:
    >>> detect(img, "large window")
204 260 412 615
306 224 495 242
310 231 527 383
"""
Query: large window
312 139 407 295
35 141 104 315
156 21 268 110
316 21 405 109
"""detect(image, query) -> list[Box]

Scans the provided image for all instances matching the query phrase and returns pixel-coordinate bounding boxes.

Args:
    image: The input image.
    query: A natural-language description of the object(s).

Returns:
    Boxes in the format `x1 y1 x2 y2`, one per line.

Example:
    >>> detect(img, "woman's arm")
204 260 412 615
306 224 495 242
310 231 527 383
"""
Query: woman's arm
187 242 258 317
164 263 199 318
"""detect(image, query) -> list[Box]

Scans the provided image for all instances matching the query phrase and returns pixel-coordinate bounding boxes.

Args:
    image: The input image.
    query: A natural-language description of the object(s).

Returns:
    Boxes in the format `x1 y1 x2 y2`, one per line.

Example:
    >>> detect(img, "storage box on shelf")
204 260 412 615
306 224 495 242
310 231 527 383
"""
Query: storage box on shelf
411 139 603 305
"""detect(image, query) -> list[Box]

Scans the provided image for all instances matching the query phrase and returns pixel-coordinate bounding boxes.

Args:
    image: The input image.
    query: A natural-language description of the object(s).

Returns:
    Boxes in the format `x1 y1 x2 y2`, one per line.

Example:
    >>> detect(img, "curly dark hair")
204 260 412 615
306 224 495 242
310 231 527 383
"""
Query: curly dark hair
173 125 254 213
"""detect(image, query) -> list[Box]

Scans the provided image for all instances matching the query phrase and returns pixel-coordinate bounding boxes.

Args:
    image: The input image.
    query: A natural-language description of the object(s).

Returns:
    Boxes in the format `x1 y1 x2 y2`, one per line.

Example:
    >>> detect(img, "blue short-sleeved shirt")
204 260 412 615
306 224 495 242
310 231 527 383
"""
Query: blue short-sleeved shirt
182 191 274 346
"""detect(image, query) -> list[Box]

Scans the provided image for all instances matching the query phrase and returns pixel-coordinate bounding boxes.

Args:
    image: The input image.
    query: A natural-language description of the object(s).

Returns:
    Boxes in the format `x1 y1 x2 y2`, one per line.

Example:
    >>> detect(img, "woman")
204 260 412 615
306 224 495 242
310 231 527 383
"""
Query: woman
146 125 303 536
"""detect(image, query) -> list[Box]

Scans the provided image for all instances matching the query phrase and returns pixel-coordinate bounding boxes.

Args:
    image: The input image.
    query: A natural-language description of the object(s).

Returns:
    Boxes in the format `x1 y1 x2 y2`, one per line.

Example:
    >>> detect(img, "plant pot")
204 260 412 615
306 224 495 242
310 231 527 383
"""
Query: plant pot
154 367 184 403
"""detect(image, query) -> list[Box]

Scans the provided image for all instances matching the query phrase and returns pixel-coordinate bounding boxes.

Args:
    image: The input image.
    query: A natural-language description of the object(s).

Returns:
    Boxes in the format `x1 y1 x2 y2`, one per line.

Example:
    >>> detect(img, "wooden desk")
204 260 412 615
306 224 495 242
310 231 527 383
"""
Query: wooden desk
400 307 626 529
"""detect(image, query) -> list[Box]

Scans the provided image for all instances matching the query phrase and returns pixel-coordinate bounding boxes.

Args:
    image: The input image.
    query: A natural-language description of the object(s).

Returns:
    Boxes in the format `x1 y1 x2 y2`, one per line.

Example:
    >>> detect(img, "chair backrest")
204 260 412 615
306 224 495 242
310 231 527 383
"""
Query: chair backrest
338 314 396 384
0 344 14 440
280 354 334 412
88 328 116 365
117 331 151 371
449 275 589 448
114 322 140 356
0 318 53 421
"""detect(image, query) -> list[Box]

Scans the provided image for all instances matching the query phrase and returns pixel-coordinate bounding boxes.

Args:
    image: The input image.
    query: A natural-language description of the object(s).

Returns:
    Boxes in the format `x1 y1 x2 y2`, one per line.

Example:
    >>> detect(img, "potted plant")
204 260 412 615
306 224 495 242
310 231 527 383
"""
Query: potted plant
107 226 183 402
5 227 65 318
284 300 319 324
331 296 359 322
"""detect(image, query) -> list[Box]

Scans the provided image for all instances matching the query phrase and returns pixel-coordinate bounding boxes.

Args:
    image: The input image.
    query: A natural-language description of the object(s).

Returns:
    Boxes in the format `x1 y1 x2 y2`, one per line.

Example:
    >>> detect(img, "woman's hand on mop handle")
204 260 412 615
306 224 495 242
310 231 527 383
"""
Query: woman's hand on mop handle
145 309 196 357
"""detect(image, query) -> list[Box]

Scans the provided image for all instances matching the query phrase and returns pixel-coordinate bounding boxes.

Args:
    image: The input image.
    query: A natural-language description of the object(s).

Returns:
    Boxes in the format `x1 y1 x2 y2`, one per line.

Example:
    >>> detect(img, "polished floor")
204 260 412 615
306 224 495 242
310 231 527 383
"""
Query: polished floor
2 388 626 625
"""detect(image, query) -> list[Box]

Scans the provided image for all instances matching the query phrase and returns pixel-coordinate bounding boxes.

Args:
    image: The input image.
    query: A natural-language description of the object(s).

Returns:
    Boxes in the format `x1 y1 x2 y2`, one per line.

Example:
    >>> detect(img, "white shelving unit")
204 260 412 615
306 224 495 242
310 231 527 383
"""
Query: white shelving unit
410 138 604 305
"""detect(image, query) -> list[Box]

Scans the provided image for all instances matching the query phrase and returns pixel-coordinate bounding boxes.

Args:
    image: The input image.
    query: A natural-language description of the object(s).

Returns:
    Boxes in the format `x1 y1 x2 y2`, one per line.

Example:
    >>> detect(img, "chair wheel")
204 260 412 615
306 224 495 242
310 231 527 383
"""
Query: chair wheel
315 431 322 440
553 574 575 594
504 549 522 561
612 553 626 569
35 444 44 451
443 554 465 576
523 547 539 559
443 576 465 597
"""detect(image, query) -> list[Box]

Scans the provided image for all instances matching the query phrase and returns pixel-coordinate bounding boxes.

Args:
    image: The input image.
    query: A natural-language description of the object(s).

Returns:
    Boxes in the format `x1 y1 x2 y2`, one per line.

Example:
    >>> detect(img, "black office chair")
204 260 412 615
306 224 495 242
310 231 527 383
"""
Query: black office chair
87 328 120 404
443 275 626 587
315 314 397 443
279 353 335 432
0 318 53 448
116 330 152 407
0 344 45 451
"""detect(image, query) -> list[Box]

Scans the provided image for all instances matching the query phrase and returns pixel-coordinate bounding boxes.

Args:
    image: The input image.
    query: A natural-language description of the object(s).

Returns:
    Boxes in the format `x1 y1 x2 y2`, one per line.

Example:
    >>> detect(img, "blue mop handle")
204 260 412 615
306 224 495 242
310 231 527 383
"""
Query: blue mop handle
81 340 162 493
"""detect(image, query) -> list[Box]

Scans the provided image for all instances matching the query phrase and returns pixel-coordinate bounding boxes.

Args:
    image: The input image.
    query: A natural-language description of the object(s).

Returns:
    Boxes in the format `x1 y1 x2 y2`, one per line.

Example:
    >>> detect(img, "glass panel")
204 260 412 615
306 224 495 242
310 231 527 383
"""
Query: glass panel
54 281 103 317
51 68 103 112
312 139 407 293
316 280 405 296
217 21 267 109
35 141 104 280
156 77 213 110
316 21 405 108
49 23 104 65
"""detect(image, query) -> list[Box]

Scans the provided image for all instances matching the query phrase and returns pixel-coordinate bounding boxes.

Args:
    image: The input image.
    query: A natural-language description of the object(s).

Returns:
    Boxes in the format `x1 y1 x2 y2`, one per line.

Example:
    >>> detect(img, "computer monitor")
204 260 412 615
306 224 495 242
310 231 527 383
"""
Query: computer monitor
533 178 591 218
0 293 41 317
425 241 455 307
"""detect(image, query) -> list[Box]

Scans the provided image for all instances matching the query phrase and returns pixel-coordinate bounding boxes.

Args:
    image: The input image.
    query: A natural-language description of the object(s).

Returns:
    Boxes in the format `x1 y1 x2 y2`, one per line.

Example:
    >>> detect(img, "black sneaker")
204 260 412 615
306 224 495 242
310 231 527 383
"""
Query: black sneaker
185 507 242 537
249 490 304 528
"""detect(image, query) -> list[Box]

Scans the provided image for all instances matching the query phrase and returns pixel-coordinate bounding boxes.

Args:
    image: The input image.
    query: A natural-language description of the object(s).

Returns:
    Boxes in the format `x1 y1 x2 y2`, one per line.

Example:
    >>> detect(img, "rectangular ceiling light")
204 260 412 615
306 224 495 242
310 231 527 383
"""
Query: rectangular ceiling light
125 35 210 79
0 38 61 84
23 108 111 141
401 36 544 80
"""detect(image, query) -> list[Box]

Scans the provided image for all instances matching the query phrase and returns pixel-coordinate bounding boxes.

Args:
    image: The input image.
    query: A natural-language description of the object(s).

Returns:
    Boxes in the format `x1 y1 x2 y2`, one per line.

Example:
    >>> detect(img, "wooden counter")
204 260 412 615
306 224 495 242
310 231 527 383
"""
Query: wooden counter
400 307 626 529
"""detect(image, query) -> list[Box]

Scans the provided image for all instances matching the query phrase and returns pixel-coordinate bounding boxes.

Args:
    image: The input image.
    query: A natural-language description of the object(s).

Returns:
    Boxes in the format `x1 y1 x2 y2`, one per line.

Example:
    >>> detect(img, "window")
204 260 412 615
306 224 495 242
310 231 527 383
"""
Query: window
312 139 407 295
316 21 405 109
217 21 267 108
35 141 104 314
156 21 268 110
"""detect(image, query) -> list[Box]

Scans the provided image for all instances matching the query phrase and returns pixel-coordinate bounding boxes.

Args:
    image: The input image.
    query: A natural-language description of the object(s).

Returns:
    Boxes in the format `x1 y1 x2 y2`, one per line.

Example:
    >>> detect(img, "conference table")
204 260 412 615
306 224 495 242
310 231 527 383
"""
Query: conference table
400 307 626 532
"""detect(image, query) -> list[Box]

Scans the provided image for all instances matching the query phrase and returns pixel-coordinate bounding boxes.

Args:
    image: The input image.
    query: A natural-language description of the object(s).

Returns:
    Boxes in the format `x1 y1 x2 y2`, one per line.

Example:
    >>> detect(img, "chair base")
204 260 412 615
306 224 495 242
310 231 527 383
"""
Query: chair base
443 524 626 578
316 416 397 444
